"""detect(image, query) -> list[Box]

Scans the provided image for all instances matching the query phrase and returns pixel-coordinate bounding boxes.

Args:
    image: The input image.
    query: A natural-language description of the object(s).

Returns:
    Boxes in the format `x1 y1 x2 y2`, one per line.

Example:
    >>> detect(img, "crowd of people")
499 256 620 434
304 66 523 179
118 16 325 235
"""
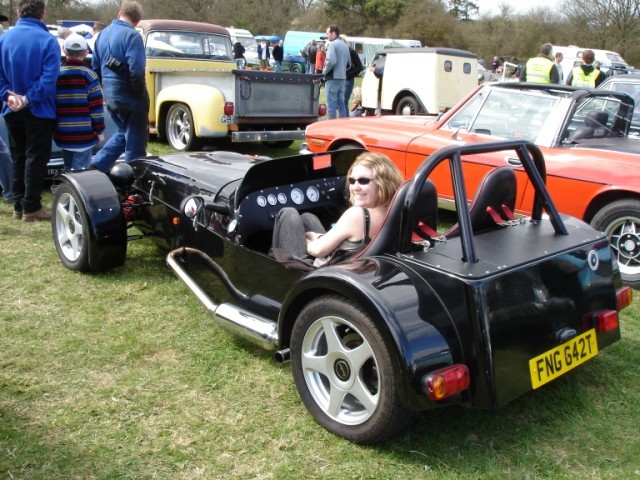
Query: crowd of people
0 0 148 222
493 42 606 87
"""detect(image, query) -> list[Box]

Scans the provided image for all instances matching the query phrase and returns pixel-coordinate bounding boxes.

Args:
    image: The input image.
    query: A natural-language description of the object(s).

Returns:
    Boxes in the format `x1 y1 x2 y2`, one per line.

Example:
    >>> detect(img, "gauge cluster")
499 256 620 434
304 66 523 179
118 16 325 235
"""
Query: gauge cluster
237 176 346 236
253 177 343 211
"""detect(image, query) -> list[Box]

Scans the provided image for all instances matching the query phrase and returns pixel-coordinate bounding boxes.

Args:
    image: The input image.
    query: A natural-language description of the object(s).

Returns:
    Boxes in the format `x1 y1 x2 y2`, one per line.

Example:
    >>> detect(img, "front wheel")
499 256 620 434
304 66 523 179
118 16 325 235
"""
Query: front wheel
166 103 202 151
395 95 423 116
591 199 640 288
291 295 413 443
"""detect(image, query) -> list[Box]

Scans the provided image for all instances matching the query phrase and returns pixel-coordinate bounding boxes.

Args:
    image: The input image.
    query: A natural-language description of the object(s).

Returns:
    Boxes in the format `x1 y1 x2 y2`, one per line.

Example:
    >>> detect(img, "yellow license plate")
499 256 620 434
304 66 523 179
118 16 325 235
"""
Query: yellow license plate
529 329 598 389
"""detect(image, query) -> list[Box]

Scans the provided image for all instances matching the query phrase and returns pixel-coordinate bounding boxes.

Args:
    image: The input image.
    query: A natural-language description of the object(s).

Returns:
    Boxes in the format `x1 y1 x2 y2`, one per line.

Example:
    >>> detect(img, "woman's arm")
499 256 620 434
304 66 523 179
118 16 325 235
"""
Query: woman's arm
306 207 364 258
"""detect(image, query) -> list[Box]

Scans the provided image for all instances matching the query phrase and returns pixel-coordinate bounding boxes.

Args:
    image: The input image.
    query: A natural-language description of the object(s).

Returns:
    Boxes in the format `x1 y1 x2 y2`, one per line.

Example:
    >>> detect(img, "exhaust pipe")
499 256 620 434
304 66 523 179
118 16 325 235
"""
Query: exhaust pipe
274 348 290 364
167 248 278 350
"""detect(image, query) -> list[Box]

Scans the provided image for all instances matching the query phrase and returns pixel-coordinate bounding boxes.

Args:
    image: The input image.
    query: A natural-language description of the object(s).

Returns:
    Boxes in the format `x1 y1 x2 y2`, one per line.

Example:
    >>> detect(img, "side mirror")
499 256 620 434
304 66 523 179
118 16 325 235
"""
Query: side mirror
182 196 204 218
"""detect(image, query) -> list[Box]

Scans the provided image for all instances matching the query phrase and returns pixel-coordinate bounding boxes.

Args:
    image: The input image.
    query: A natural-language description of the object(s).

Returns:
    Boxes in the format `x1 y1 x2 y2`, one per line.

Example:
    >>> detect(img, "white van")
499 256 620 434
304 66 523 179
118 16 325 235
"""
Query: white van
345 36 421 69
552 45 629 80
227 27 258 67
361 47 478 115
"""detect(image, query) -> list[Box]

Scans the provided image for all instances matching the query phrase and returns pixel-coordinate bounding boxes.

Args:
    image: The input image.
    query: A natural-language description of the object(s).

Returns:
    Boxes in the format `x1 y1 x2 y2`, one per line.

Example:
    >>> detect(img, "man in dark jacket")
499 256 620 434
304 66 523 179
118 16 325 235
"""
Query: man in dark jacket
340 35 364 116
272 40 284 72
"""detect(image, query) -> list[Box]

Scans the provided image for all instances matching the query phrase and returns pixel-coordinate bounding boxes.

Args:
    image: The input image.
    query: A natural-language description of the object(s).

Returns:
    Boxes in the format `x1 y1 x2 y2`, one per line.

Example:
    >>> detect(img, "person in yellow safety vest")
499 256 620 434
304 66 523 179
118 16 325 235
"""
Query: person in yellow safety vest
566 49 605 88
519 43 560 84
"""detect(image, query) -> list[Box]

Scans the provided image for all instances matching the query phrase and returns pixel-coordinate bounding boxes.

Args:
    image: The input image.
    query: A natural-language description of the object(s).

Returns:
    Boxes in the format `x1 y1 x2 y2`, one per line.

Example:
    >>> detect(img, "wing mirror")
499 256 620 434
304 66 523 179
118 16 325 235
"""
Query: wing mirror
182 196 231 218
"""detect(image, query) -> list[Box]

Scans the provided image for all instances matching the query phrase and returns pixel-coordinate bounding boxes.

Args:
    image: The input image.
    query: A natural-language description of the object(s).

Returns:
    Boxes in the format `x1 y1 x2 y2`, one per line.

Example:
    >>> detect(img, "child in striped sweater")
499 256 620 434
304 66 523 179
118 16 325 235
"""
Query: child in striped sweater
54 34 105 171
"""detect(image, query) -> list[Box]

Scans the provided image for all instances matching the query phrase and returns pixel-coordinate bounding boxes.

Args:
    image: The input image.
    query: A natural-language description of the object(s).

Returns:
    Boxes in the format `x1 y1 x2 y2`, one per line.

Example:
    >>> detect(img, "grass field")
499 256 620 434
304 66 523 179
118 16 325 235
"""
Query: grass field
1 149 639 479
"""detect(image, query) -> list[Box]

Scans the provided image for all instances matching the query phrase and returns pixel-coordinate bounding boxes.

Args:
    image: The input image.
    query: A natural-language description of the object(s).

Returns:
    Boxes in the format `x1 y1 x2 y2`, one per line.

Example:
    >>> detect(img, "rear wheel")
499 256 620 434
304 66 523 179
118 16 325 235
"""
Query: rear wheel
291 295 413 444
52 183 92 272
591 199 640 288
166 103 202 151
291 63 303 73
395 95 423 116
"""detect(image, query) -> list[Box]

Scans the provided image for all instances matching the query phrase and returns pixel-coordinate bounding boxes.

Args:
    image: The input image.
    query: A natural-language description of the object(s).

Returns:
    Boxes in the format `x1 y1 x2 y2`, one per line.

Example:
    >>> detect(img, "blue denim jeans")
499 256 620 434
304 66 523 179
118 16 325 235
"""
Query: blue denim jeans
344 78 355 116
0 135 12 201
325 78 347 119
274 61 282 72
92 93 148 172
63 149 93 171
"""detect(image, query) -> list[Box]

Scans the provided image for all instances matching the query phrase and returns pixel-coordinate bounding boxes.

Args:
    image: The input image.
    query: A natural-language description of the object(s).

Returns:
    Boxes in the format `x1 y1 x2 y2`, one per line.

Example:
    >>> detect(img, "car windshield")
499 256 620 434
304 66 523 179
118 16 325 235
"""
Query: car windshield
146 31 233 61
443 88 561 143
601 80 640 126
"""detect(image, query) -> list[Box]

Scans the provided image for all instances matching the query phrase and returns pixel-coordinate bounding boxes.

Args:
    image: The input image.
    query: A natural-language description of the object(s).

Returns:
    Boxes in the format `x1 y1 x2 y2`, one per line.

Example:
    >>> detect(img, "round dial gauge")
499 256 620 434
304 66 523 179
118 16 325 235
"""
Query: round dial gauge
277 193 287 204
267 194 277 205
291 188 304 205
306 186 320 202
256 196 267 207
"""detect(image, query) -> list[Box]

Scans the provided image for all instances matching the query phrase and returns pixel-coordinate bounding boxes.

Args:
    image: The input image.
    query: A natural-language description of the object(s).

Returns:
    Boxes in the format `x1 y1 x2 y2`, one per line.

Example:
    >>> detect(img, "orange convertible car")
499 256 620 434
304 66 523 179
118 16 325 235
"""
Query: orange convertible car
304 82 640 287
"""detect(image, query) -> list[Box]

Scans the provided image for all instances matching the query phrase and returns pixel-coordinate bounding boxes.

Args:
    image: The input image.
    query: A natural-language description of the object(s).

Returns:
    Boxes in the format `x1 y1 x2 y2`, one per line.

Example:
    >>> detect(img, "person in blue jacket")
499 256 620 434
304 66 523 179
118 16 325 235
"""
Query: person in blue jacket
91 0 148 172
0 0 59 222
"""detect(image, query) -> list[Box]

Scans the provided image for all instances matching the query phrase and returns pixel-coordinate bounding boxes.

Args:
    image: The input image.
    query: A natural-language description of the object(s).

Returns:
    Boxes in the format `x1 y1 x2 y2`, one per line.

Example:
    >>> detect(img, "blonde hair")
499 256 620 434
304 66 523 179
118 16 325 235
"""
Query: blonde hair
347 152 404 207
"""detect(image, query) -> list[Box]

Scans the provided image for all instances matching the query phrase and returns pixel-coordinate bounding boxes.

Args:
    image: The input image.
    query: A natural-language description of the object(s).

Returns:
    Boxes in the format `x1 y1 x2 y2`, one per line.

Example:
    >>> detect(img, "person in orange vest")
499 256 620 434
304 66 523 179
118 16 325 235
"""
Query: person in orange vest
519 43 559 84
566 50 605 88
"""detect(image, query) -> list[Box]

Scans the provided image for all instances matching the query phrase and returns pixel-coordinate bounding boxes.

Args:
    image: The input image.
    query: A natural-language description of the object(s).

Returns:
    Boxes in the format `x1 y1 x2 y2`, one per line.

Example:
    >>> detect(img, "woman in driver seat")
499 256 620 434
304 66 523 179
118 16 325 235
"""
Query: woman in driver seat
272 152 403 267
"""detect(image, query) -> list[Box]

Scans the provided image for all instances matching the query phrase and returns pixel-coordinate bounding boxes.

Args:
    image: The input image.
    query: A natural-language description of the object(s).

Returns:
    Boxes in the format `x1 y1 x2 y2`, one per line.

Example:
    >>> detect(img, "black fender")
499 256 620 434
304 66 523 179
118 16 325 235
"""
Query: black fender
279 257 461 410
56 170 127 271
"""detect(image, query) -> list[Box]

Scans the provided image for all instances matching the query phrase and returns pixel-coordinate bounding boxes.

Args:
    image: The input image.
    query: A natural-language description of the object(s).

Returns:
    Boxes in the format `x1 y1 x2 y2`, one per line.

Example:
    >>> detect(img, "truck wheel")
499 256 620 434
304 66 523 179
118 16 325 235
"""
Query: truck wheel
291 295 413 444
262 140 294 148
166 103 202 151
291 63 302 73
395 95 423 116
591 199 640 288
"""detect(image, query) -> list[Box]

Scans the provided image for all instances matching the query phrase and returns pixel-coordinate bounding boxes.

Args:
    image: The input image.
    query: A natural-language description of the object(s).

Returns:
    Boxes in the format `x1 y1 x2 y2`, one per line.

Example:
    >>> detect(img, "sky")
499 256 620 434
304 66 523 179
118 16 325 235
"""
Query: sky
475 0 560 16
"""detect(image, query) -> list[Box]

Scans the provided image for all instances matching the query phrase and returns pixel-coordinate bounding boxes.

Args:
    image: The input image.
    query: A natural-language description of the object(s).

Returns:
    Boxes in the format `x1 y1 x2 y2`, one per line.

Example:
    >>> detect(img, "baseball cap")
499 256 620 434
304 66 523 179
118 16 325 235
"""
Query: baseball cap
64 34 88 52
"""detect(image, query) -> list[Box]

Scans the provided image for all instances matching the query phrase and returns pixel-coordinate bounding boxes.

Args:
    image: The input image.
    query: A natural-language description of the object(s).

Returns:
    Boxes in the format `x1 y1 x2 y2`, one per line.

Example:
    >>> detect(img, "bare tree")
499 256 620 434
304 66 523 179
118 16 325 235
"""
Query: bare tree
562 0 640 56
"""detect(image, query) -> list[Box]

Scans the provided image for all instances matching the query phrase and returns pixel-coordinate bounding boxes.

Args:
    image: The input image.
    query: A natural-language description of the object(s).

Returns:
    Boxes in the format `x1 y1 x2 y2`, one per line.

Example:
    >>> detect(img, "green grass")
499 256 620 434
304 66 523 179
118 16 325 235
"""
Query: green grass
1 182 639 479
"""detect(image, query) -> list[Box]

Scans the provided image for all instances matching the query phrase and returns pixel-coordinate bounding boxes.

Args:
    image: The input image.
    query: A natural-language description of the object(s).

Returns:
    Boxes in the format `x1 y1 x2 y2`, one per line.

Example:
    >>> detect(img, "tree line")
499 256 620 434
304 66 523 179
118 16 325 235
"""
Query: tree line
14 0 640 67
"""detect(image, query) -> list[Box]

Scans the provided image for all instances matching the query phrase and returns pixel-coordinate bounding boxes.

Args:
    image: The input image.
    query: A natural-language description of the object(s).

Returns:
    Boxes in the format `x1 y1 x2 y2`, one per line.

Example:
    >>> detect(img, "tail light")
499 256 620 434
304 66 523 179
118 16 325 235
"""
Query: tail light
616 286 633 311
423 364 470 401
596 310 619 332
224 102 234 116
318 103 327 117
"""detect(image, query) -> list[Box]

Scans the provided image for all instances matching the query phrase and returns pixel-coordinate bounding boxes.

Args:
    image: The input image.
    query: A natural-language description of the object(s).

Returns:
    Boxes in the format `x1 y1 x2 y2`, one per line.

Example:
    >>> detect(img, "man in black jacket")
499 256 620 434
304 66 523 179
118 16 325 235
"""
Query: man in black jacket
340 35 364 116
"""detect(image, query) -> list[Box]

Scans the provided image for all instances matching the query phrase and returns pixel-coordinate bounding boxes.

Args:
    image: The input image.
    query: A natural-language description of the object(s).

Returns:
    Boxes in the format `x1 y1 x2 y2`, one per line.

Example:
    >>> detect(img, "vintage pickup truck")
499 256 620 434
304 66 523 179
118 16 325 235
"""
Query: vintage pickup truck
140 20 325 151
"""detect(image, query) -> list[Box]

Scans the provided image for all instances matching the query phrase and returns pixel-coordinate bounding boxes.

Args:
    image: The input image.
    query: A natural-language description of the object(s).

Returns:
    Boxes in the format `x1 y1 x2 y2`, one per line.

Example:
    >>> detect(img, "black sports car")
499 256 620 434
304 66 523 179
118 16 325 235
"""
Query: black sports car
51 141 632 443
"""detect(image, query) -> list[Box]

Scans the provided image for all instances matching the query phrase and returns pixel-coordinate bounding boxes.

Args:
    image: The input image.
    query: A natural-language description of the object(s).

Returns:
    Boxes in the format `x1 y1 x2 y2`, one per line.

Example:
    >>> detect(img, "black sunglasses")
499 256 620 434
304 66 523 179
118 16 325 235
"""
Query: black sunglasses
348 177 372 185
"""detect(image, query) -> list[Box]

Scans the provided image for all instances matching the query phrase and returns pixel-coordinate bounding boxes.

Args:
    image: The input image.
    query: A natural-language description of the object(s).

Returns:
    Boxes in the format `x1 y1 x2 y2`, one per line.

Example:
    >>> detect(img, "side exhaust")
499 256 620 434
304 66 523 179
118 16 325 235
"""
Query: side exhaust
166 248 279 351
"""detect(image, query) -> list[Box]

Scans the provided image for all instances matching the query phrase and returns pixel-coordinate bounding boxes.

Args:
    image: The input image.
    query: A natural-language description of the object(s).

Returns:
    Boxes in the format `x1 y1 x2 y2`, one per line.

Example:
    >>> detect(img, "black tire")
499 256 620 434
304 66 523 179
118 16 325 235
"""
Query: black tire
262 140 294 149
52 183 93 272
291 295 414 444
166 103 202 151
591 199 640 288
395 95 423 116
291 63 302 73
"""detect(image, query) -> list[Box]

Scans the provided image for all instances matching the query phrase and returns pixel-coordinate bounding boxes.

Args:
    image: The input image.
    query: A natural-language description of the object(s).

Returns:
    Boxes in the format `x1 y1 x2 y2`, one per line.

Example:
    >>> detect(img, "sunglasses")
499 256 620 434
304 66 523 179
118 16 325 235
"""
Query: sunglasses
348 177 372 185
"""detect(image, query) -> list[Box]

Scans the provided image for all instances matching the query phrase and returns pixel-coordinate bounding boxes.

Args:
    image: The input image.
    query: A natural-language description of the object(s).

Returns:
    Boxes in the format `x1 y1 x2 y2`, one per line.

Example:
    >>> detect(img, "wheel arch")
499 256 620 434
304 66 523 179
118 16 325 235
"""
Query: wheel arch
156 84 228 138
583 189 640 224
55 171 127 271
279 263 456 410
392 89 428 115
325 139 368 152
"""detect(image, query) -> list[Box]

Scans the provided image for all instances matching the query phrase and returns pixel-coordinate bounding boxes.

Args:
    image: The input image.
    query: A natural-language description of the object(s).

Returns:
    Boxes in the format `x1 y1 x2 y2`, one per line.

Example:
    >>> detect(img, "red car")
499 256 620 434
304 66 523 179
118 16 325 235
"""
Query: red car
304 82 640 287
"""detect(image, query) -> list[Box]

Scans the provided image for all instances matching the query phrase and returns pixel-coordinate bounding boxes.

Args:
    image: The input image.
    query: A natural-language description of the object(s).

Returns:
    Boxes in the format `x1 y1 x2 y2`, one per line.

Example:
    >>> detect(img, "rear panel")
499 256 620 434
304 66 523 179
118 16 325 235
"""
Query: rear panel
480 238 619 406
